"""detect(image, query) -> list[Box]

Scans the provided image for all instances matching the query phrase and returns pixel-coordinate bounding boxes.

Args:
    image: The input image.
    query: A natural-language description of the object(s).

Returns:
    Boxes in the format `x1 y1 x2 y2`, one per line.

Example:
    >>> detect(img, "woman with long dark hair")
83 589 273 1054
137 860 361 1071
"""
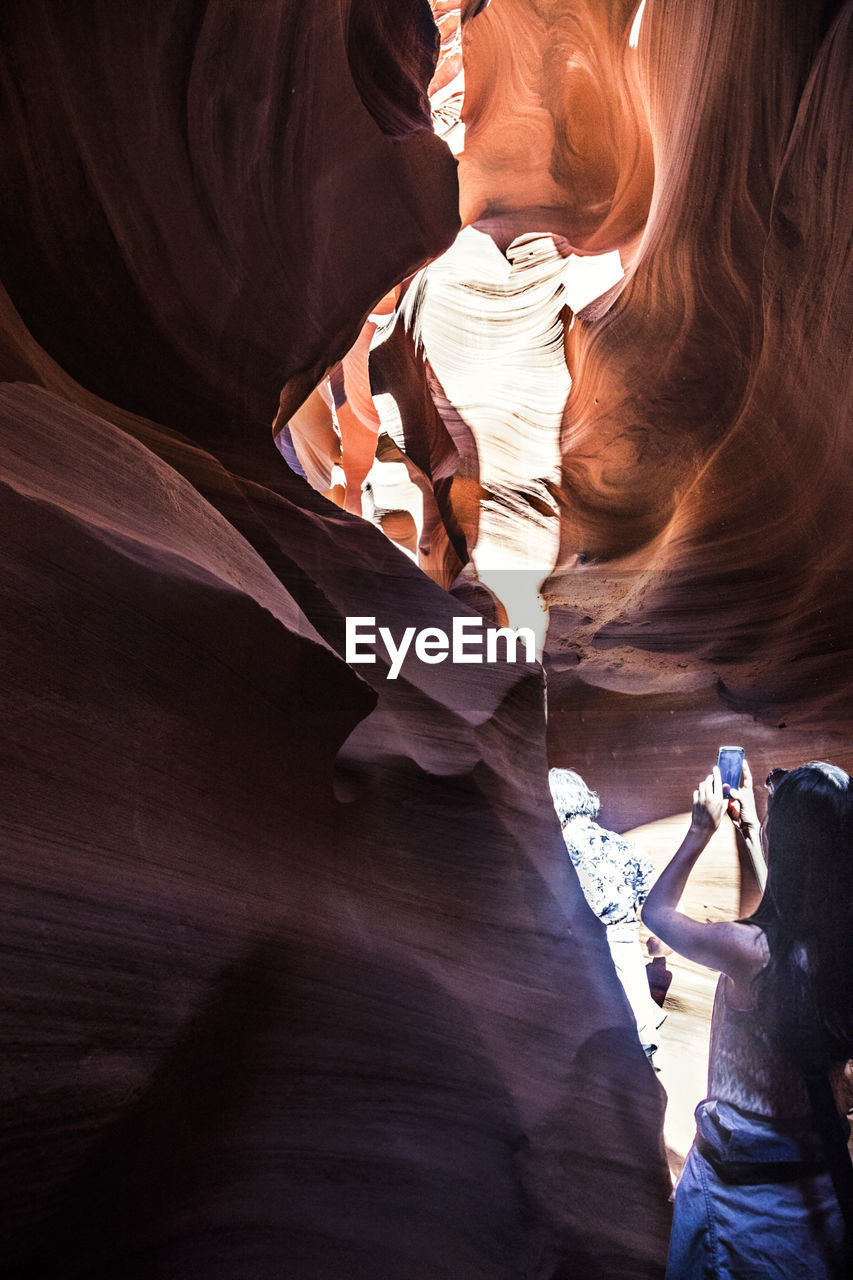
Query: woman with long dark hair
643 759 853 1278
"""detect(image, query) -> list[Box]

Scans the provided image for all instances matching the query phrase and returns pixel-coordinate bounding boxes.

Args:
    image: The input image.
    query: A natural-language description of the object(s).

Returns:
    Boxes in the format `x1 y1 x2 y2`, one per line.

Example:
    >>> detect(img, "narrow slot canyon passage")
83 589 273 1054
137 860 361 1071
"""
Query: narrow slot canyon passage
1 2 851 1277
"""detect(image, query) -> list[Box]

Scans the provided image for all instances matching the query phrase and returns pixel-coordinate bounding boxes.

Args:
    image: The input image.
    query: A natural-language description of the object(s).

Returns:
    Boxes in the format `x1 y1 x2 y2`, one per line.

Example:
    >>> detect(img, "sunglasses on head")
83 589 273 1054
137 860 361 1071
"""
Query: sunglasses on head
765 767 788 794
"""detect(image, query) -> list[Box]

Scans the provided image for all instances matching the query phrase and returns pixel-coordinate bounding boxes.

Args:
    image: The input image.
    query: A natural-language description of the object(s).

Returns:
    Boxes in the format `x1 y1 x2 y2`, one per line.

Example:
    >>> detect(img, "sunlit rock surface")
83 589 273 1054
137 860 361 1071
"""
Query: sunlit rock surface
300 0 852 747
371 227 575 648
550 0 853 740
457 0 653 252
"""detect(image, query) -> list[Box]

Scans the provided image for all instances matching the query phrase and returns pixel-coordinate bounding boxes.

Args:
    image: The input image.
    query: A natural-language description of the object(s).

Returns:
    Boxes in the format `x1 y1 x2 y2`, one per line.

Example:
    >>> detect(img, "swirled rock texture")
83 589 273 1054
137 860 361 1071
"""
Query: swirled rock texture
0 0 459 472
318 0 853 764
458 0 653 251
545 0 853 802
3 0 851 1273
0 2 674 1278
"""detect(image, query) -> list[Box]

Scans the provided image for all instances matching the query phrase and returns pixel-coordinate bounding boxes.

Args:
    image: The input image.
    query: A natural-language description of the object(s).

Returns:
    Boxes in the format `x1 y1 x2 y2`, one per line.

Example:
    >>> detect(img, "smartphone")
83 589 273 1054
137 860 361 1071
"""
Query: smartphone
717 745 745 790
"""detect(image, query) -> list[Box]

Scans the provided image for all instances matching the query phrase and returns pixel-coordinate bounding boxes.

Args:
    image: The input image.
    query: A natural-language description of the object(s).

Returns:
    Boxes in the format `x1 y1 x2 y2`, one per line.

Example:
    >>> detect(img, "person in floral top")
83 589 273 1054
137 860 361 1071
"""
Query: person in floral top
549 767 665 1062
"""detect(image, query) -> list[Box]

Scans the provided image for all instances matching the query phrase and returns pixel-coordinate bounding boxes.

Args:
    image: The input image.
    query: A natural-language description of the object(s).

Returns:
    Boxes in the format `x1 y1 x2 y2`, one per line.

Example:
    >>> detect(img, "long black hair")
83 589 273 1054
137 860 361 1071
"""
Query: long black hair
750 762 853 1061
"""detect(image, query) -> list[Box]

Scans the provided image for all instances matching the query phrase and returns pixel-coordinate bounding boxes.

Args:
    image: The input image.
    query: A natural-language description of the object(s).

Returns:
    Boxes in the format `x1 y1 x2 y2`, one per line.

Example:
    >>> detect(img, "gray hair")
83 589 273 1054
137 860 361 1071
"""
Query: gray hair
548 767 600 824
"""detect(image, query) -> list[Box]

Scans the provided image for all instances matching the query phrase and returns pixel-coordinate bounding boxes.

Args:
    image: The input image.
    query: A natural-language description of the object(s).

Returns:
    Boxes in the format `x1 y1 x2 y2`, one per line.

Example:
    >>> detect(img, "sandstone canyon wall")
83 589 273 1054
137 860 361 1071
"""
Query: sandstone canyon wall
1 1 851 1277
292 0 853 825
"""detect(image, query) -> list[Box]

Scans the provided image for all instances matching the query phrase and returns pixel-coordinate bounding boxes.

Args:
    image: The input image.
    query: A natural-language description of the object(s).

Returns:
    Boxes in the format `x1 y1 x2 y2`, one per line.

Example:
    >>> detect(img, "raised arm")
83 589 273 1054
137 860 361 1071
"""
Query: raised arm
641 767 767 982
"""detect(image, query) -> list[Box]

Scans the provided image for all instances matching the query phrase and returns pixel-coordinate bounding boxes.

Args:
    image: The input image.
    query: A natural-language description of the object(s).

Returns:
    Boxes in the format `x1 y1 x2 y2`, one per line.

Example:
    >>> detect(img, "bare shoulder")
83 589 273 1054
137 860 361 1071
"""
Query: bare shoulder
721 921 770 998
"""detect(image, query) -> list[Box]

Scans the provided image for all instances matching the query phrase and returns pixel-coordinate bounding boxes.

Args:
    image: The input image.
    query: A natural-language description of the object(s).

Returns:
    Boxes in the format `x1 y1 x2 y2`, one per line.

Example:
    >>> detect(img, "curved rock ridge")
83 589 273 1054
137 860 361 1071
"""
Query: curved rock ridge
0 0 459 478
457 0 653 252
428 2 465 150
0 372 671 1276
0 2 674 1276
550 0 853 732
346 0 440 138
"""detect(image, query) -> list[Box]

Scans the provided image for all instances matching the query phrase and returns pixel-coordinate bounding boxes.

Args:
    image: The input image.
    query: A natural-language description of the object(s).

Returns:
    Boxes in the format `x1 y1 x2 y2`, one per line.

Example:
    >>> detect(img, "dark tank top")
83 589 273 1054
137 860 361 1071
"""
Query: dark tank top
707 972 850 1119
708 973 813 1119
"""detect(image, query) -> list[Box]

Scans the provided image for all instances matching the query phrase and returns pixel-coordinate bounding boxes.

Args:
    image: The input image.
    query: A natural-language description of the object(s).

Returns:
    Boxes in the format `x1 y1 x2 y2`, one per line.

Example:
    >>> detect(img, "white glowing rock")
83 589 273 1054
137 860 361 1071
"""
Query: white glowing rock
560 250 624 314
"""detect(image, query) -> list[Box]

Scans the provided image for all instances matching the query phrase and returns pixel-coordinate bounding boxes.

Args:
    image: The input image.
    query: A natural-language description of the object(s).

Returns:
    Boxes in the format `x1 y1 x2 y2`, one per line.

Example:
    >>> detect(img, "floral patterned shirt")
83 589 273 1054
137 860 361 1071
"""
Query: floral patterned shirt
560 817 655 927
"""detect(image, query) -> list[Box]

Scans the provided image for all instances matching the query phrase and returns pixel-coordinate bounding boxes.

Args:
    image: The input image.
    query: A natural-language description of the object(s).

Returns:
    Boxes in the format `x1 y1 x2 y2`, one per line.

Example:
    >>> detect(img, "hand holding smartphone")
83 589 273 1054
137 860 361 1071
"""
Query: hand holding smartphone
716 745 745 792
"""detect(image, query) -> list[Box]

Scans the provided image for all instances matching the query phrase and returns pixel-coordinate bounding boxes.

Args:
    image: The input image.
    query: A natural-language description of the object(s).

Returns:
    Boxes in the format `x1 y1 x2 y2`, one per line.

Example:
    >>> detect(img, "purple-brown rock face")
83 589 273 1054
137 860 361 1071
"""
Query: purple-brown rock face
0 1 849 1277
